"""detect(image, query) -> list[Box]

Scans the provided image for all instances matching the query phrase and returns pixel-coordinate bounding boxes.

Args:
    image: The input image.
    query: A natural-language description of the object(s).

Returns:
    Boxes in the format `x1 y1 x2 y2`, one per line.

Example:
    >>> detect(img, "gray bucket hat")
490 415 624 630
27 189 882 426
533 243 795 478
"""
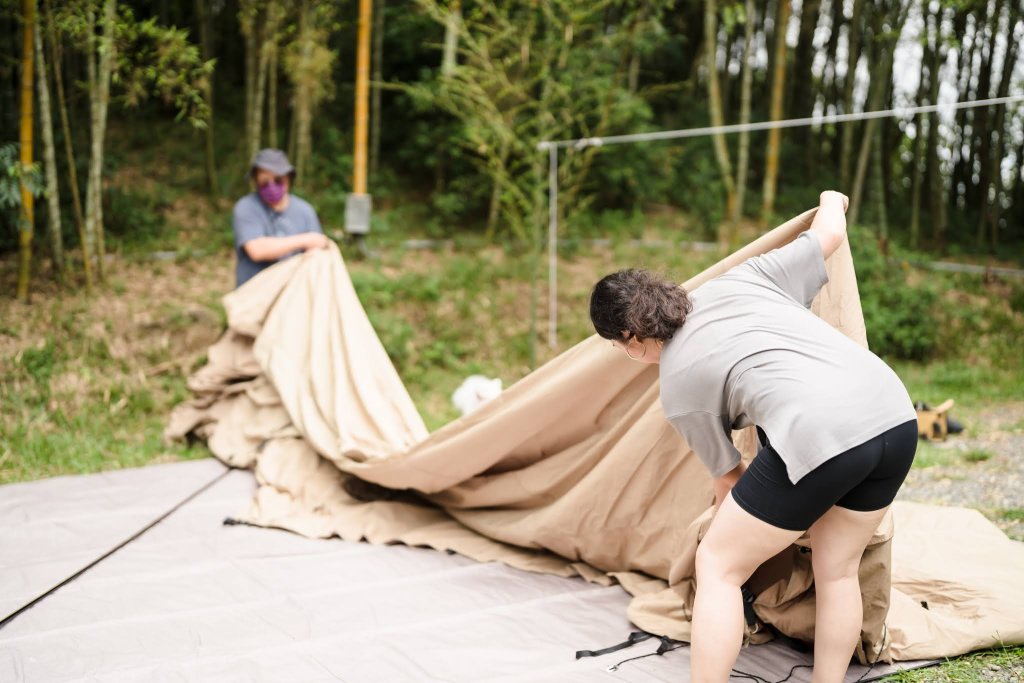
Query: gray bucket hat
250 148 296 178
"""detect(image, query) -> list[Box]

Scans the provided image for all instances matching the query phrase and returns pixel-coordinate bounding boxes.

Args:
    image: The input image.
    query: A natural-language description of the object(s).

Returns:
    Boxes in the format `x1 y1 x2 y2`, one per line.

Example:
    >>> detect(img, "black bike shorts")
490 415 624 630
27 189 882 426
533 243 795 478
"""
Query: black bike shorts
730 419 918 532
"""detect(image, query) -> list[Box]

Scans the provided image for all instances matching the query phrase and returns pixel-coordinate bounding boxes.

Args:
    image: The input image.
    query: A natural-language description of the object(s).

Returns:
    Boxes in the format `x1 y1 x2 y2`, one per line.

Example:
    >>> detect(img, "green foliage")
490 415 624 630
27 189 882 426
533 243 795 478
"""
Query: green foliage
673 148 726 239
0 142 44 222
53 1 211 127
103 186 170 248
282 2 337 107
405 0 675 239
1009 281 1024 314
850 225 940 360
19 338 58 389
117 16 214 128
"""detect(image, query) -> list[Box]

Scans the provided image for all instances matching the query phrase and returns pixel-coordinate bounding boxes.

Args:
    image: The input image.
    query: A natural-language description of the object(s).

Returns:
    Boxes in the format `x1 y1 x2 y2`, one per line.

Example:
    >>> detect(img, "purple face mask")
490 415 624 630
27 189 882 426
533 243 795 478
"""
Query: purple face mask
258 181 286 205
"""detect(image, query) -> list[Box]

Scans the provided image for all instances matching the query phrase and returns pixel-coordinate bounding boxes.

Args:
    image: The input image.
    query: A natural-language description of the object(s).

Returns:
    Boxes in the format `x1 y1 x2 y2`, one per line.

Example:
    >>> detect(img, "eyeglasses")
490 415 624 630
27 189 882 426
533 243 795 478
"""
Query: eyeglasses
257 176 288 187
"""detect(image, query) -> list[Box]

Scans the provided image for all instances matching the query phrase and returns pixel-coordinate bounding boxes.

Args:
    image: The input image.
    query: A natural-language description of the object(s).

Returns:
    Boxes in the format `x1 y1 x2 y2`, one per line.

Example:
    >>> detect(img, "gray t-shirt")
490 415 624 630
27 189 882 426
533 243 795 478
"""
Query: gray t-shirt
232 193 323 287
659 231 916 483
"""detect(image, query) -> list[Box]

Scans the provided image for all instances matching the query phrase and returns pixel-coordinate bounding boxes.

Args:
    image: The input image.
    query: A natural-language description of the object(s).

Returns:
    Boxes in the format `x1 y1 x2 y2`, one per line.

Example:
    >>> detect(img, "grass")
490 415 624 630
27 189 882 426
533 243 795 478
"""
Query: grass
881 646 1024 681
999 509 1024 522
963 449 994 463
911 443 997 470
893 357 1024 407
0 257 225 485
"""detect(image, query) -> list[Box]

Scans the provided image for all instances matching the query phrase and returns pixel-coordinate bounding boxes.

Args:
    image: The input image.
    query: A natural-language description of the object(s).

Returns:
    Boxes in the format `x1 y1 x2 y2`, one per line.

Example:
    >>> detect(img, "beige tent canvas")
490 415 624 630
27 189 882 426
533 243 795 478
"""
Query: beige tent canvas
167 208 1024 664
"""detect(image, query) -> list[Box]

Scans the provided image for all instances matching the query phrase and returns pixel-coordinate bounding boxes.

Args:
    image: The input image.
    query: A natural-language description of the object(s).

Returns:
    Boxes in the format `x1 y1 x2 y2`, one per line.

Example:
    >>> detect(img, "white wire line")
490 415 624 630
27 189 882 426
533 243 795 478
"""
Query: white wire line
537 94 1024 150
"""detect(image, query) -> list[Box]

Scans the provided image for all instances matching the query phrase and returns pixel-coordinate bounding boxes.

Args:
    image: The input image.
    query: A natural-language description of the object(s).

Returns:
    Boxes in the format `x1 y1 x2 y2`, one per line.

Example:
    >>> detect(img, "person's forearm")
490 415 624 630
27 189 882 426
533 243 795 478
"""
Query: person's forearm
243 235 309 262
808 191 849 260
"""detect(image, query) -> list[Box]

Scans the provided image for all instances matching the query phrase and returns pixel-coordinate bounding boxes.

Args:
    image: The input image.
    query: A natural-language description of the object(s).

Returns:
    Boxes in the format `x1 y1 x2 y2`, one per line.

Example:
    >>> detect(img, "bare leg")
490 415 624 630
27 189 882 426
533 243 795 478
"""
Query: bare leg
808 505 889 683
691 492 804 683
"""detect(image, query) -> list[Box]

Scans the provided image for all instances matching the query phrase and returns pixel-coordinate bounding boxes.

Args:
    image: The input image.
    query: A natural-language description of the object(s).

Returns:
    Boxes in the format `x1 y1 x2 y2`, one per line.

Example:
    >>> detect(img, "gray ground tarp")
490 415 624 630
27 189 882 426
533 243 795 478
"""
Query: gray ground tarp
0 461 932 682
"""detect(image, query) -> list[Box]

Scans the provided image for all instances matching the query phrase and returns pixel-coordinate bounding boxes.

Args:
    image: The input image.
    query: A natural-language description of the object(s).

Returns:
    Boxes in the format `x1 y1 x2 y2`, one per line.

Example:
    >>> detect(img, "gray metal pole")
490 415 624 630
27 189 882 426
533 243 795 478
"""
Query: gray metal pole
547 145 558 349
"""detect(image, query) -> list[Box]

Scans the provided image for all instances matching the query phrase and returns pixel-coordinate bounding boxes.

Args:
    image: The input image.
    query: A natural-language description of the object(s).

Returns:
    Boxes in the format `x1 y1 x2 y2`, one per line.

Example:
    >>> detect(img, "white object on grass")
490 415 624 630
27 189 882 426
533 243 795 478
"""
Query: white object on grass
452 375 503 416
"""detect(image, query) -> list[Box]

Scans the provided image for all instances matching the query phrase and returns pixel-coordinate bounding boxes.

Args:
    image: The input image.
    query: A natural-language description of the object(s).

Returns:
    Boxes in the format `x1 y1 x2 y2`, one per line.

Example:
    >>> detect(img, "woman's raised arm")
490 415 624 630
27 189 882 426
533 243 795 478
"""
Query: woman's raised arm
808 190 849 260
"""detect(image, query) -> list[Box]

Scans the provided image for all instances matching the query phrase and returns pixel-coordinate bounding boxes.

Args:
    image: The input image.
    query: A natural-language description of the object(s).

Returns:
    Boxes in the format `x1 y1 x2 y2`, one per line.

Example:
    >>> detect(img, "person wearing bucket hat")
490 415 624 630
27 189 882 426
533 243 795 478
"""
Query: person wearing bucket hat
231 148 329 287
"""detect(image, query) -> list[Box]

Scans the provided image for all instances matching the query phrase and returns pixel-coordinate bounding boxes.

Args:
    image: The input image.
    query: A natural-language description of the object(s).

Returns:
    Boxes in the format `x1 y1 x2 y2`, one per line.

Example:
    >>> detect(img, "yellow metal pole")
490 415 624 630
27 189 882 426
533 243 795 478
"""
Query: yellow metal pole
353 0 372 195
17 0 35 302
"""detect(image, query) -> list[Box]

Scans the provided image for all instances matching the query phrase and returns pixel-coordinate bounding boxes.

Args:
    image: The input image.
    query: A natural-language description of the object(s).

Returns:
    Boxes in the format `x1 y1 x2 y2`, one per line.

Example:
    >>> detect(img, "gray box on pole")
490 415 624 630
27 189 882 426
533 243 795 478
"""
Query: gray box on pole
345 193 372 235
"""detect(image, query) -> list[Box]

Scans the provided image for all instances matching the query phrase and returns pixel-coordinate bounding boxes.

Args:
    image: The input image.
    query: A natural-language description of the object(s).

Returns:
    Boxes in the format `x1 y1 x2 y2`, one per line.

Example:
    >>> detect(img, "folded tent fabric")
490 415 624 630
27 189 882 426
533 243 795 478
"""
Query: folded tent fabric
167 208 1024 663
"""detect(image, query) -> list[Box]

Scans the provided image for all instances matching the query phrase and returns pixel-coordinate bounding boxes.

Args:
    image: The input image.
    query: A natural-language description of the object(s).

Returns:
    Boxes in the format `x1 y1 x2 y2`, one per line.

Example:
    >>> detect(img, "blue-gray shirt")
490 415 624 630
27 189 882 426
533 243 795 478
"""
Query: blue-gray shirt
232 193 323 287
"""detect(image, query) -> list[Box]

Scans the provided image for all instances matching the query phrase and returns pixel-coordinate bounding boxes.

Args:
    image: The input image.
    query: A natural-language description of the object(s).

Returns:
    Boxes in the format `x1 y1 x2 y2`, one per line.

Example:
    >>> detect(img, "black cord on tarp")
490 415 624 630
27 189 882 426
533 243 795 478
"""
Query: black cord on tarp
0 465 232 631
582 623 889 683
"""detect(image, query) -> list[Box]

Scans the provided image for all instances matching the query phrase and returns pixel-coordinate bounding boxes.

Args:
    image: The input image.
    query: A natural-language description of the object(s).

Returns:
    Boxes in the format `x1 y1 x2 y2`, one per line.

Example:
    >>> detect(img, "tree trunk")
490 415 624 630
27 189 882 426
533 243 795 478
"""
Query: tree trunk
1013 136 1024 243
720 22 734 112
870 121 888 243
839 0 866 188
950 5 982 214
909 17 934 249
287 92 298 162
248 6 276 163
240 0 260 163
296 97 311 184
848 0 908 227
84 0 115 283
292 0 309 181
370 0 385 177
45 0 88 287
823 0 844 110
789 0 820 118
981 3 1020 247
848 72 883 228
267 40 278 150
926 7 947 250
94 0 116 282
945 7 968 207
627 1 650 95
17 0 35 302
764 0 777 91
34 5 64 281
627 45 640 93
486 138 509 234
734 0 755 223
969 0 999 219
791 0 821 175
442 0 461 76
761 0 791 225
195 0 217 195
704 0 737 236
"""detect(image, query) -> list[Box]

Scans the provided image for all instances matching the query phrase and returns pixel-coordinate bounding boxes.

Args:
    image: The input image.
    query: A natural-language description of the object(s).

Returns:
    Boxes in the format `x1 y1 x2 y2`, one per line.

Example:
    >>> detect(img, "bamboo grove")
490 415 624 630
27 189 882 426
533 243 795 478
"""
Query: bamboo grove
1 0 1022 300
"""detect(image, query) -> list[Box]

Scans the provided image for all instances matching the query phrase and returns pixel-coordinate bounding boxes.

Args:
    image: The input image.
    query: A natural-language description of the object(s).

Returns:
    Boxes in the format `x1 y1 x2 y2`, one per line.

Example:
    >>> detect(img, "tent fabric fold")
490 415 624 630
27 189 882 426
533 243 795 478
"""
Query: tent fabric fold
167 209 1024 663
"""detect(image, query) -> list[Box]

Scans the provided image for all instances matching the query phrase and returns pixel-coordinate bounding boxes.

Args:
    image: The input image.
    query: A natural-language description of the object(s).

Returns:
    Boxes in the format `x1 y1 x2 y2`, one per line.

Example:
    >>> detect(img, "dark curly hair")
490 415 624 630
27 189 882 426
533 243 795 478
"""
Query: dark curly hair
589 269 692 342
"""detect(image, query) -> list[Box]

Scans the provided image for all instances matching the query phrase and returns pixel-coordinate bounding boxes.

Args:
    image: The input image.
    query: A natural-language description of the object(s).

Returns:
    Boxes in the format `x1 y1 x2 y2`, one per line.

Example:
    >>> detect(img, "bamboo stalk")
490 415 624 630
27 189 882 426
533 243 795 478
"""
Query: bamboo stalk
353 0 373 195
16 0 36 302
33 5 64 281
45 0 89 289
761 0 791 225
